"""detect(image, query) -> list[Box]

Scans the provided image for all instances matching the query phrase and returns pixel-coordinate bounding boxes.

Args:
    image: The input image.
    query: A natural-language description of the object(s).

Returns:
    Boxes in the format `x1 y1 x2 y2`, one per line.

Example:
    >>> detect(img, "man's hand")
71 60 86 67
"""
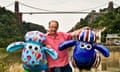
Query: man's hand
46 44 51 48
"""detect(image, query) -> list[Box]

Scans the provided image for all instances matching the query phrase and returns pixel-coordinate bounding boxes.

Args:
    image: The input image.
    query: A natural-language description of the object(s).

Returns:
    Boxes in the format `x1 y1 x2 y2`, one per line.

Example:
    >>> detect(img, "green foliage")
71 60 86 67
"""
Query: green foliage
22 22 46 34
69 7 120 42
0 7 46 47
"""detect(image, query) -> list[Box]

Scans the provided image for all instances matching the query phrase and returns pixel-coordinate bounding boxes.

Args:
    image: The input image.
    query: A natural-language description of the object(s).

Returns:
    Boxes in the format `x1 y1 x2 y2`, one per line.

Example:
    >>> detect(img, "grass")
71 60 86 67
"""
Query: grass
0 47 120 72
0 48 23 72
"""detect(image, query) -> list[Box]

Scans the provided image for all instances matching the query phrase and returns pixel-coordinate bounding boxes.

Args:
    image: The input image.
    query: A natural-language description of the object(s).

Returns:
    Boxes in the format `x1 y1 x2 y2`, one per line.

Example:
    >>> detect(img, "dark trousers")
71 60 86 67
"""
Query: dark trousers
48 64 72 72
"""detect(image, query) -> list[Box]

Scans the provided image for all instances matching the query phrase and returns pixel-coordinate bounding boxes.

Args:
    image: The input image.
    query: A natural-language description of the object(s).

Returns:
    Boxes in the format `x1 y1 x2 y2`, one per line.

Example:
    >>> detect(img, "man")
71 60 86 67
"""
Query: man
45 20 72 72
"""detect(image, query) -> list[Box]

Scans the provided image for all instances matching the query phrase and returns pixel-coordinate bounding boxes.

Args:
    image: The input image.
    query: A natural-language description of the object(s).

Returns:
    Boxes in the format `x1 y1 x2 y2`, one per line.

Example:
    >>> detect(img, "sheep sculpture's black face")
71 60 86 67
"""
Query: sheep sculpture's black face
59 28 110 70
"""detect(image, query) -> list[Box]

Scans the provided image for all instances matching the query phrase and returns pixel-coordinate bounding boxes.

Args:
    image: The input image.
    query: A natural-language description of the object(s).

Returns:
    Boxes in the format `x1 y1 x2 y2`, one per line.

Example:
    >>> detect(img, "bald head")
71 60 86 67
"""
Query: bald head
49 20 59 28
48 20 59 35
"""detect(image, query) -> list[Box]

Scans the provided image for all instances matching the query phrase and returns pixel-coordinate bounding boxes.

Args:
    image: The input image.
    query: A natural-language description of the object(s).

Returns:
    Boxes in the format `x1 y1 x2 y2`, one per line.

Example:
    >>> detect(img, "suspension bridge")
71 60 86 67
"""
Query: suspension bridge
3 0 120 24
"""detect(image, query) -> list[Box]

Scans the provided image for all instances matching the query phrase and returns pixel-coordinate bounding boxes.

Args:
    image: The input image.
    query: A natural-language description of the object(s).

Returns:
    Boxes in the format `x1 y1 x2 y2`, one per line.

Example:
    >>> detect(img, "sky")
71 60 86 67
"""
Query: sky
0 0 119 32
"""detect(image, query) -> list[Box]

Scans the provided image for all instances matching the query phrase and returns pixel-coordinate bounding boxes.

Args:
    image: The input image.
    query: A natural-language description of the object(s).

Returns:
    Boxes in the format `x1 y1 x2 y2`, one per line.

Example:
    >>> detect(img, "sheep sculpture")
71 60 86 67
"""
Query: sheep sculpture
6 31 57 72
59 28 109 70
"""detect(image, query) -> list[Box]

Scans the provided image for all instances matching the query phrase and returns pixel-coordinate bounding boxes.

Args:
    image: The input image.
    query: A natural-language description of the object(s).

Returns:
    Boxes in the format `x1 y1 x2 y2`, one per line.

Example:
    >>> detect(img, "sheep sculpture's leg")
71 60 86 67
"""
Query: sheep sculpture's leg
69 56 82 72
24 69 44 72
24 69 29 72
79 69 82 72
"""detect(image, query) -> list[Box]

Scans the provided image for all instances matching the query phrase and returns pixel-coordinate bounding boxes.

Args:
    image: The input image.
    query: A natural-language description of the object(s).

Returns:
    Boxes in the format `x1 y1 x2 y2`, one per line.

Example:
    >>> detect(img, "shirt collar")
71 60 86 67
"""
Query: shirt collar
46 32 58 36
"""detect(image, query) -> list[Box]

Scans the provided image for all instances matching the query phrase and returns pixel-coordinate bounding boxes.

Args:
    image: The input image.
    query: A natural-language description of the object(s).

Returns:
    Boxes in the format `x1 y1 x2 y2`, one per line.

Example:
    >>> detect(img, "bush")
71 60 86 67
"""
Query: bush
0 37 23 48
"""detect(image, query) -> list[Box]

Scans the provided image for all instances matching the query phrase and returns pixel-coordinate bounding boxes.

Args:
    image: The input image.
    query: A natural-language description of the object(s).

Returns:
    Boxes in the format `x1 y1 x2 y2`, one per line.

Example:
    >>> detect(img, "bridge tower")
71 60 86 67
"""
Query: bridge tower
108 0 114 12
15 1 22 24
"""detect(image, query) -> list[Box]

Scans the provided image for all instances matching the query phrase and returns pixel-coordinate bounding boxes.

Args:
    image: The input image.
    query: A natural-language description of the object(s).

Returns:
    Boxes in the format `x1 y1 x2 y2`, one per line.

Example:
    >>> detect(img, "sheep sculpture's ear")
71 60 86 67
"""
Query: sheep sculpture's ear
94 45 110 57
59 40 76 51
6 42 25 53
42 47 58 60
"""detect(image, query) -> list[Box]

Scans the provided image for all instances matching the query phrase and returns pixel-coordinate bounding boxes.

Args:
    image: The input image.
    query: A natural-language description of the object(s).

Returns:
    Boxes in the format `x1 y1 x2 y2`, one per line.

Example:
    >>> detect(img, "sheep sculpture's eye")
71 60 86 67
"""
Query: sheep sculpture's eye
80 43 85 48
34 46 40 52
29 45 32 49
27 44 40 52
86 44 92 50
35 47 38 51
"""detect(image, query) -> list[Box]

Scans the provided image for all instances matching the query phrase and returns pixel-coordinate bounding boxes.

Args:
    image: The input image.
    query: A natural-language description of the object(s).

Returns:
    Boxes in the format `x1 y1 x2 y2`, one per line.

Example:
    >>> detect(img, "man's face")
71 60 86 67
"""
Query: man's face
48 22 58 35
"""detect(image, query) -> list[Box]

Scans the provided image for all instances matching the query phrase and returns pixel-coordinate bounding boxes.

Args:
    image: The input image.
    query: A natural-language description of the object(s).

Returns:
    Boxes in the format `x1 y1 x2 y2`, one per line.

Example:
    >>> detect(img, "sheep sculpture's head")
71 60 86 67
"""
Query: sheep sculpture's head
7 31 57 71
59 28 109 70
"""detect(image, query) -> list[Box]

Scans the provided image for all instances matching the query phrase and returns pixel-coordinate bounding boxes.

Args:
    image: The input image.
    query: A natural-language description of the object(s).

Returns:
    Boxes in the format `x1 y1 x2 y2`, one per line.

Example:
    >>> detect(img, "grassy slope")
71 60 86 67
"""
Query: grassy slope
0 48 22 72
